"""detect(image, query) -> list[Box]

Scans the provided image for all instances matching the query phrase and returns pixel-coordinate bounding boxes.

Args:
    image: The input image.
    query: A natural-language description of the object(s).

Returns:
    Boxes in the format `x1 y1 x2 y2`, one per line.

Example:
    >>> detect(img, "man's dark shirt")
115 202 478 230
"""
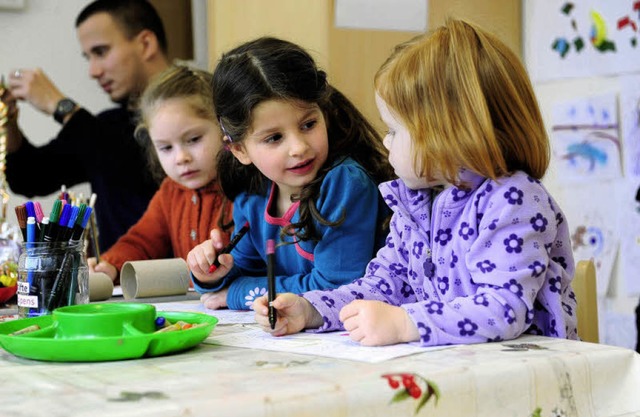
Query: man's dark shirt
6 107 159 251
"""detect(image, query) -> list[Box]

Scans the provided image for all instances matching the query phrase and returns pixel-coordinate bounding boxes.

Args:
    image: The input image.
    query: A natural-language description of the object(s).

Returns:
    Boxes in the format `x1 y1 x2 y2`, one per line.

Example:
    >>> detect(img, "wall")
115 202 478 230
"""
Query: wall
0 0 104 220
531 59 638 350
207 0 520 134
328 0 521 133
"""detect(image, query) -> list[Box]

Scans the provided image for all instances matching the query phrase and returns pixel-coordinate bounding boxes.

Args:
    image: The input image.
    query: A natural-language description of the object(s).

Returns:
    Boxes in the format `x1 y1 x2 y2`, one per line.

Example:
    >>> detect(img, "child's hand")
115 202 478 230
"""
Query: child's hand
87 257 118 282
253 293 323 336
187 229 233 283
339 300 420 346
200 288 229 310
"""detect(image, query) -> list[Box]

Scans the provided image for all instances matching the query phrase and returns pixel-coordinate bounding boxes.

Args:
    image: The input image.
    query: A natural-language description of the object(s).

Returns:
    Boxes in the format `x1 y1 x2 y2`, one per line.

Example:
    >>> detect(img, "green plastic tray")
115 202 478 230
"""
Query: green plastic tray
0 303 218 362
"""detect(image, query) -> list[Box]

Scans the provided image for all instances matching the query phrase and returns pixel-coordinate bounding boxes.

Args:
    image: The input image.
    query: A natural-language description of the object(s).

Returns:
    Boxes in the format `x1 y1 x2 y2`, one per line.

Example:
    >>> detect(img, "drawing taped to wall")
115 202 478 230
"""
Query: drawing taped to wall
620 74 640 177
551 93 622 183
525 1 640 81
562 182 619 296
619 180 640 296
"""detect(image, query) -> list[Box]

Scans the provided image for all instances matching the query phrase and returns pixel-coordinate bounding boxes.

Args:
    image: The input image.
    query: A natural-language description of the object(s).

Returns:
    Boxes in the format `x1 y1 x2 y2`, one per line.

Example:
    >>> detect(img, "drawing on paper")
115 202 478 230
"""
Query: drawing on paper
561 181 619 296
525 1 640 81
620 75 640 177
568 216 617 295
572 225 605 258
624 98 640 176
552 5 618 58
551 93 622 182
618 180 640 296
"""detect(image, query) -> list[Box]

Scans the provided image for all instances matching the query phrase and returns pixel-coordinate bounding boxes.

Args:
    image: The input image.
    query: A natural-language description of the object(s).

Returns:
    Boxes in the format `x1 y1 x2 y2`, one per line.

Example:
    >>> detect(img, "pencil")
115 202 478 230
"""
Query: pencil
208 221 250 273
266 239 277 330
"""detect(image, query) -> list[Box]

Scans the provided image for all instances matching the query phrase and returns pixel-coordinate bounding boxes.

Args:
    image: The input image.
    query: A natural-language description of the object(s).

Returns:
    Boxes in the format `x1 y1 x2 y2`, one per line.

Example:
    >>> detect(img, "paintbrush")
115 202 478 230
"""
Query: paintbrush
14 204 27 241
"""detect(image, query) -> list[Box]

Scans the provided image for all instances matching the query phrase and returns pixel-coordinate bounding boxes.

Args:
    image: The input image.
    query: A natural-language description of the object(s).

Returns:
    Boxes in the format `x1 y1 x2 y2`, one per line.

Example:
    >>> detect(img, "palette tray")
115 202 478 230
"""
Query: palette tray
0 303 218 362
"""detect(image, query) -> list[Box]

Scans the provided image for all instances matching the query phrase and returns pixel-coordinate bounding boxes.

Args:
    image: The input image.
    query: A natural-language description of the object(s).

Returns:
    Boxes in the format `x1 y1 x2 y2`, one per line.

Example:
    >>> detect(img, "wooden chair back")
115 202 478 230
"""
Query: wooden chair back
573 259 599 343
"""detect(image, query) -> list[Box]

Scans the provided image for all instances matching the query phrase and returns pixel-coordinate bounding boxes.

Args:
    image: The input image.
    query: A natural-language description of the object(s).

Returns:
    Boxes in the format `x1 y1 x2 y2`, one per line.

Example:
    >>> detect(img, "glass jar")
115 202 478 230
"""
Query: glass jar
17 241 89 318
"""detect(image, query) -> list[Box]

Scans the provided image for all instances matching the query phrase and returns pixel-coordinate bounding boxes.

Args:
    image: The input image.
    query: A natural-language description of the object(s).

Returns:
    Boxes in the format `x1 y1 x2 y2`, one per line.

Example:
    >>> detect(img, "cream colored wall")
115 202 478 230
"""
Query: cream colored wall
206 0 520 133
207 0 331 69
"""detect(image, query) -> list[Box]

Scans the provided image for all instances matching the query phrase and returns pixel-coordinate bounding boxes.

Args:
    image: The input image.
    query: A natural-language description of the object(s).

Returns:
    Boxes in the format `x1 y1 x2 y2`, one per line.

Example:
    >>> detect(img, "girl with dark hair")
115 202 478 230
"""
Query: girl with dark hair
187 37 393 310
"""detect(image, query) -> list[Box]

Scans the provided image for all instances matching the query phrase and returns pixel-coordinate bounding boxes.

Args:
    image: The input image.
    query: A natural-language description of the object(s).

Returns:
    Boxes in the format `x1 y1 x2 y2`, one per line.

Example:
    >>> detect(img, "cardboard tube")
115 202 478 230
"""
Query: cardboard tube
120 258 190 300
89 272 114 301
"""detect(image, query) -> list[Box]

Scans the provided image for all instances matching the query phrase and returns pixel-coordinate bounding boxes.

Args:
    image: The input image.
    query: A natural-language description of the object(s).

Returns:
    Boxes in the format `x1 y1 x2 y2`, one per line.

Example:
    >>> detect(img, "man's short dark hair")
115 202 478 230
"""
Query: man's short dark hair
75 0 168 55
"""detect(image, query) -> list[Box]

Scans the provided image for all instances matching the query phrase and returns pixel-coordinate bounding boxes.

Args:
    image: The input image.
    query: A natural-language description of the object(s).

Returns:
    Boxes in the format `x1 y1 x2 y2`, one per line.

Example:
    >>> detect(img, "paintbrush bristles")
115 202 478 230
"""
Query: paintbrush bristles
14 204 27 228
14 204 28 241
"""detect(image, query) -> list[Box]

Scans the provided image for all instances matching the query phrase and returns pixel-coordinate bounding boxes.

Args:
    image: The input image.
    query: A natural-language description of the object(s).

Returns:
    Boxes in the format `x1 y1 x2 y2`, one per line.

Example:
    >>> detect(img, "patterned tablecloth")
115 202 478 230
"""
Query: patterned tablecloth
0 323 639 417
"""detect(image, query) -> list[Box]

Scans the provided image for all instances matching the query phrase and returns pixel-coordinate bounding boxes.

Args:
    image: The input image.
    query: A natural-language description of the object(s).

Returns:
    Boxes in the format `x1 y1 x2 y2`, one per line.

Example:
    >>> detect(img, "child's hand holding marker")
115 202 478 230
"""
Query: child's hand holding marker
253 292 324 336
186 229 233 280
187 221 250 310
186 221 250 282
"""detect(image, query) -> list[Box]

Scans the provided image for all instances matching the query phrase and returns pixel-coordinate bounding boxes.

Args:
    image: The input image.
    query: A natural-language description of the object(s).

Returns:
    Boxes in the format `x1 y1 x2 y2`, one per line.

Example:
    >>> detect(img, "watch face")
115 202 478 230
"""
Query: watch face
54 98 77 123
58 99 75 113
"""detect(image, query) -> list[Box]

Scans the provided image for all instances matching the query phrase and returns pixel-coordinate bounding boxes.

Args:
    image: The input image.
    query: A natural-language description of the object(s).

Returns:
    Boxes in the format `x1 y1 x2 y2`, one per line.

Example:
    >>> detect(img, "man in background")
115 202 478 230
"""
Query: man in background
0 0 169 251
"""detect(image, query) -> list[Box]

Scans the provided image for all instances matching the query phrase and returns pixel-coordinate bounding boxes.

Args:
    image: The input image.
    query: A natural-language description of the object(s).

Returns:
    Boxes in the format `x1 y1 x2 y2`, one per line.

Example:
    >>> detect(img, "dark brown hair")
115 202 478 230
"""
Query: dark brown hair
213 37 393 242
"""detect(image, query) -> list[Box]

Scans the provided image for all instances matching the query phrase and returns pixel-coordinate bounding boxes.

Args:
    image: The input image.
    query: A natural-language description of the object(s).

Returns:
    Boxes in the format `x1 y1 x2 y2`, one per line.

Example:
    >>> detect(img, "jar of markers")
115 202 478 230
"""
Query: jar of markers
17 240 89 318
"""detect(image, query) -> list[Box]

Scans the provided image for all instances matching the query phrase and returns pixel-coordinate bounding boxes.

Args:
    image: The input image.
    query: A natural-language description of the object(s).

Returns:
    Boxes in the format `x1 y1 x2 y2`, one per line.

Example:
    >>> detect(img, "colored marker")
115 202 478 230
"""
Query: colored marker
208 221 250 273
69 206 91 243
39 217 49 242
58 205 79 241
88 193 100 263
33 201 44 223
24 201 36 219
44 200 62 243
26 216 36 247
25 217 37 310
266 239 277 330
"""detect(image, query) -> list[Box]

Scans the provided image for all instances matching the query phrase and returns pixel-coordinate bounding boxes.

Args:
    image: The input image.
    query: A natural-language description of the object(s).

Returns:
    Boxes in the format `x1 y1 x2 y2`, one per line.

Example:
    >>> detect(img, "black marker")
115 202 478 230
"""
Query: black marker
266 239 277 330
208 221 250 273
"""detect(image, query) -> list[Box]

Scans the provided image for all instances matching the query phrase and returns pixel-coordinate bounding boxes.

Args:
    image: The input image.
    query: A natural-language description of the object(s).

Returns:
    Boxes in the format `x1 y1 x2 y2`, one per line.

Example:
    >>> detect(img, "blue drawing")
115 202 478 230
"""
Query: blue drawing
564 141 608 170
572 225 604 256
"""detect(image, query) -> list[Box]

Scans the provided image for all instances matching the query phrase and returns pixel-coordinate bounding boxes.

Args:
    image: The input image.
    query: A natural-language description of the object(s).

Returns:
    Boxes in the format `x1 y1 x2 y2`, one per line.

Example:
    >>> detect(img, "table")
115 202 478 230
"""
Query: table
1 320 639 417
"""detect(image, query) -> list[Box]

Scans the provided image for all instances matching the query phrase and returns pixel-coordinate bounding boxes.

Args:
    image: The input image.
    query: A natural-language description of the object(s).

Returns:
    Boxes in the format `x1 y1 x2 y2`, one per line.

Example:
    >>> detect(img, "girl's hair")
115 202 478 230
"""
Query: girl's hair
213 37 393 242
375 19 550 185
135 64 232 229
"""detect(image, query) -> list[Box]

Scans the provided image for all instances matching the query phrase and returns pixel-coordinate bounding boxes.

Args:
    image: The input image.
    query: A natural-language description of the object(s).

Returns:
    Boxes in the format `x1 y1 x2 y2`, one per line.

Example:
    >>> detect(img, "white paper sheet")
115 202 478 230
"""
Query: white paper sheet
205 324 448 363
334 0 427 32
617 179 640 296
561 182 620 295
153 301 256 324
551 93 622 183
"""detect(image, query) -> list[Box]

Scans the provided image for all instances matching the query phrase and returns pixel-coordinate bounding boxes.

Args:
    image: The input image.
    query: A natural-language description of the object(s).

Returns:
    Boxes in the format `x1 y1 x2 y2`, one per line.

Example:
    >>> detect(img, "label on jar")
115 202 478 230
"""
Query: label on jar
17 281 30 294
17 294 38 308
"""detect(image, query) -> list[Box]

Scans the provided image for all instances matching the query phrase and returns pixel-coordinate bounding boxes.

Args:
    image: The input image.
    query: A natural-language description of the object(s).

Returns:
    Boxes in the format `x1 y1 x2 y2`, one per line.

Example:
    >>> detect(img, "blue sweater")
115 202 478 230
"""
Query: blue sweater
193 158 388 310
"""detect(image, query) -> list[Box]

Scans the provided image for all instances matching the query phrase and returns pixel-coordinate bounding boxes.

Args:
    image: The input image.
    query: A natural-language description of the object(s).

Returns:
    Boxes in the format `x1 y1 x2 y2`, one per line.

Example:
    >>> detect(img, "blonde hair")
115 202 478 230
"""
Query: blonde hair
374 19 549 184
135 65 232 230
136 65 217 183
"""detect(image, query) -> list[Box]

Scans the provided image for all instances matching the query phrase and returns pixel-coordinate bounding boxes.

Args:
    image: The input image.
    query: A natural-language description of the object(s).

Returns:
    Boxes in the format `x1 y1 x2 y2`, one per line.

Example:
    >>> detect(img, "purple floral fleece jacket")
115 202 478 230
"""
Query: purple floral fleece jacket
303 170 578 346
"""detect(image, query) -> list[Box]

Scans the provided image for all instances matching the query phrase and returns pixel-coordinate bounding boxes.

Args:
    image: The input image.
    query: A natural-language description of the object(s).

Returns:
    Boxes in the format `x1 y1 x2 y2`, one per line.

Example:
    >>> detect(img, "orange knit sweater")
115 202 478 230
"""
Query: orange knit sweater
102 178 232 278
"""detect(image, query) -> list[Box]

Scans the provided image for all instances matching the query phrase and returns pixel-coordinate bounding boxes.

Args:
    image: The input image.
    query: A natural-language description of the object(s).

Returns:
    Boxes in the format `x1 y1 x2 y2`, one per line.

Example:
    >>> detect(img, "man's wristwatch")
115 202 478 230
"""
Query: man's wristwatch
53 98 78 124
